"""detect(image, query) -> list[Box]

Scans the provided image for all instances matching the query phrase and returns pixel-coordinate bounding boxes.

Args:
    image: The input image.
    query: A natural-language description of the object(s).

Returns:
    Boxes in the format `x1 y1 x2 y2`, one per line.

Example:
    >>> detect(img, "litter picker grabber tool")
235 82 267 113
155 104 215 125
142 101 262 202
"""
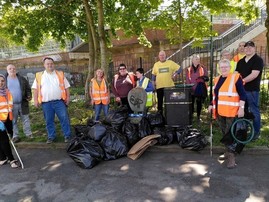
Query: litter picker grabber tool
8 133 24 169
209 112 213 157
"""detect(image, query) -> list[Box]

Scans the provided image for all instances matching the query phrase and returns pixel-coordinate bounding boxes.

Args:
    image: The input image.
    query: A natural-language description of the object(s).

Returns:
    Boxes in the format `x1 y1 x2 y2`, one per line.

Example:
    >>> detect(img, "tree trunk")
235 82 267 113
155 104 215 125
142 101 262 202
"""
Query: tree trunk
83 0 97 99
97 0 108 76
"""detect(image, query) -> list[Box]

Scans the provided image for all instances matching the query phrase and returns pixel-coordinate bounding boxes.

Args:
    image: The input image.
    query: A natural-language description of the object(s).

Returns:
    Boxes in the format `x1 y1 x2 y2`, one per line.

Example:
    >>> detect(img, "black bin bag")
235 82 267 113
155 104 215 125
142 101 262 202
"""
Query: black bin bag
180 128 208 151
122 120 140 146
73 125 91 137
88 124 107 142
67 136 104 169
137 117 152 138
154 127 175 145
103 106 129 131
100 128 129 160
146 112 165 127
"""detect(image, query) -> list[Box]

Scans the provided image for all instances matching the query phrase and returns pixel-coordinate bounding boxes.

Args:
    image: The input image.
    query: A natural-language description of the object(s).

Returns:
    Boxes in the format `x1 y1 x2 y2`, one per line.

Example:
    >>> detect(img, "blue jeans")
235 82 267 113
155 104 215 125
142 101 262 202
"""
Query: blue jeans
42 100 71 140
245 91 260 136
94 104 109 121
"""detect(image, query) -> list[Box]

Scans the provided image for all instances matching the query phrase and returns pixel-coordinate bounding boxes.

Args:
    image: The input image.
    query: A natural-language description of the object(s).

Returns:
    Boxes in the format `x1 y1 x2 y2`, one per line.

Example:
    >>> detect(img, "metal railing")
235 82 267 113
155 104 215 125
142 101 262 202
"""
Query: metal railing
167 5 266 64
0 40 70 60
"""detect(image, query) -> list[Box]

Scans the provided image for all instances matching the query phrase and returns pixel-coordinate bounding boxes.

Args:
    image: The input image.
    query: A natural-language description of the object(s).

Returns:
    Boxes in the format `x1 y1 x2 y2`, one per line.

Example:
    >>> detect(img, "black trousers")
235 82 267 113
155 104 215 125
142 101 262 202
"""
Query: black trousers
0 118 14 161
191 95 203 118
156 88 164 112
120 97 133 113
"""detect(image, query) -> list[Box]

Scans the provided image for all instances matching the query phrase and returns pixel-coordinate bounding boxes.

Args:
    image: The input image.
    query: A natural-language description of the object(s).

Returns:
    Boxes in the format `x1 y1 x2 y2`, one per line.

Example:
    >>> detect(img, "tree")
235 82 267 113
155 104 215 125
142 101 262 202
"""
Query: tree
0 0 263 84
0 0 161 96
146 0 261 61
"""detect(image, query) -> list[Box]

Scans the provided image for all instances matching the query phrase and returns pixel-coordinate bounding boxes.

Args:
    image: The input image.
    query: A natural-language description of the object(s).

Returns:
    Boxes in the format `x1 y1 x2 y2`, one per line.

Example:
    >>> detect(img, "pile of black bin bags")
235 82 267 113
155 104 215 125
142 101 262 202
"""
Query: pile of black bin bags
67 106 208 169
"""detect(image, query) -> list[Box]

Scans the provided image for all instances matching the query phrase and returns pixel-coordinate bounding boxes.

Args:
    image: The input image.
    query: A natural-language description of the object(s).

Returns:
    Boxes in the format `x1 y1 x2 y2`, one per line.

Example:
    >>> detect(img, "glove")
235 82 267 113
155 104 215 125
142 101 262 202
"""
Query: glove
0 121 5 131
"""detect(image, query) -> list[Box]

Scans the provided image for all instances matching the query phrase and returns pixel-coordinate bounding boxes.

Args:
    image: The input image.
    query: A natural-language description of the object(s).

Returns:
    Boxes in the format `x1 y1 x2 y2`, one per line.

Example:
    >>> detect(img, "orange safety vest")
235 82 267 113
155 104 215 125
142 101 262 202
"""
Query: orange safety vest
212 73 241 119
114 73 136 90
233 54 245 62
90 78 109 105
35 70 67 104
0 90 13 121
187 66 205 81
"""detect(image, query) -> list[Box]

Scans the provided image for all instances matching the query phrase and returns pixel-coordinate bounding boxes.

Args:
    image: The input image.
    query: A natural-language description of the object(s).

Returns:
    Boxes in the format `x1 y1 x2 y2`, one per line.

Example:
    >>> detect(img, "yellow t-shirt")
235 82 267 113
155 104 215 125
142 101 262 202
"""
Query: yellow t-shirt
152 60 180 89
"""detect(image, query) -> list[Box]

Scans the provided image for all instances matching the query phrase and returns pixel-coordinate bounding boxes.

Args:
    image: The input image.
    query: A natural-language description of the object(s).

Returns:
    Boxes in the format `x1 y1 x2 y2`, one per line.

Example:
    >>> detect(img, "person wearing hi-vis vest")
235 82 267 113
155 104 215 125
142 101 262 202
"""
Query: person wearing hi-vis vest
208 59 246 169
0 74 20 168
216 50 237 75
89 69 110 122
32 57 72 144
135 68 154 109
111 63 136 113
186 54 208 123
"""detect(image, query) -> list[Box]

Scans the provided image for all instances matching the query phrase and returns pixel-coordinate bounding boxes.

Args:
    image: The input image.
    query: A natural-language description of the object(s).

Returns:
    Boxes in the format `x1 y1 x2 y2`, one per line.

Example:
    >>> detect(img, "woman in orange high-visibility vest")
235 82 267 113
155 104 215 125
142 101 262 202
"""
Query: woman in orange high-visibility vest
0 74 20 168
186 54 208 124
208 59 246 169
89 69 110 122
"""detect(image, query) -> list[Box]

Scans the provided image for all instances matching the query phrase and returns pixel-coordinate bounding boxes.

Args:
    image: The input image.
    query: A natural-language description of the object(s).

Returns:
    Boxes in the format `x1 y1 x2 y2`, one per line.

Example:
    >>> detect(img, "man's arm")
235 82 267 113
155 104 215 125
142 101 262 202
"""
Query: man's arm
151 74 156 90
65 87 70 106
243 70 260 83
33 89 39 108
23 77 32 100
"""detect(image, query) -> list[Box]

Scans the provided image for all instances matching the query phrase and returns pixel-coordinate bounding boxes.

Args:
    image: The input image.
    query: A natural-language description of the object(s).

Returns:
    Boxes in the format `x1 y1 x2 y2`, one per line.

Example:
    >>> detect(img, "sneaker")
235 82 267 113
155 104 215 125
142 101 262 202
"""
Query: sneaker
0 159 8 166
12 137 21 143
64 137 70 143
46 138 54 144
10 160 20 168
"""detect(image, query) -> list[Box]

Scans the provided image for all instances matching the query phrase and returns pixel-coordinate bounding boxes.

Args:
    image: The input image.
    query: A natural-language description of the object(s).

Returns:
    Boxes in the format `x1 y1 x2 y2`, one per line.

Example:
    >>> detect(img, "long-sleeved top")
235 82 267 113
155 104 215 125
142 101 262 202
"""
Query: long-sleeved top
137 76 154 92
111 73 135 98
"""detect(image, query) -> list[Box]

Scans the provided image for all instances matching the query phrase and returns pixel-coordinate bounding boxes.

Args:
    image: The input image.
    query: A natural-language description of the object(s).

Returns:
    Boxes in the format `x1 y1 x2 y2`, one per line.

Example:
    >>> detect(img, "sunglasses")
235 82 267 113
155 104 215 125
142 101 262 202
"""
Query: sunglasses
119 68 126 70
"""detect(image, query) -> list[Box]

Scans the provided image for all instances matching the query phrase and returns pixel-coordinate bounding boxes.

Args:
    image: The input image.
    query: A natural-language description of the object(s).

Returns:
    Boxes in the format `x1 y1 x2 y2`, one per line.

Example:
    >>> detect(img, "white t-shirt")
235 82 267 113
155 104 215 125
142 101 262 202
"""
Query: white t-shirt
32 70 70 102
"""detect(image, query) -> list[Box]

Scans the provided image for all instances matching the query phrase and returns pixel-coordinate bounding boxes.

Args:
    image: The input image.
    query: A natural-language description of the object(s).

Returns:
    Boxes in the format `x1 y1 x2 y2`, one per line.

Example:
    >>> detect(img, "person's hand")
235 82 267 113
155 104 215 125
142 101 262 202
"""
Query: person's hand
65 98 70 106
91 100 94 105
172 73 177 80
238 107 245 118
0 121 5 131
116 97 121 102
34 100 40 108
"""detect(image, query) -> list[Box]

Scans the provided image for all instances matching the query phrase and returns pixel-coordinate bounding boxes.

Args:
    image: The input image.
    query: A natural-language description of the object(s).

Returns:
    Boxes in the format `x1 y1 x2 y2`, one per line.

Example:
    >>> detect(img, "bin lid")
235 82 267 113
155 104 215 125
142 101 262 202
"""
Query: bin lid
175 84 194 88
128 87 147 113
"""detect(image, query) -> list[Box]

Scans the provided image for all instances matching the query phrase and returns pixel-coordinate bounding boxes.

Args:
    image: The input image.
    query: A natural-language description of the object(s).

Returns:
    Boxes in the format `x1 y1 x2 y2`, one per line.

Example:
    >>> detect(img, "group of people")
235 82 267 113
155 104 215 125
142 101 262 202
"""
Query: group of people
1 57 73 169
90 50 182 122
209 40 264 169
70 42 265 168
0 40 264 170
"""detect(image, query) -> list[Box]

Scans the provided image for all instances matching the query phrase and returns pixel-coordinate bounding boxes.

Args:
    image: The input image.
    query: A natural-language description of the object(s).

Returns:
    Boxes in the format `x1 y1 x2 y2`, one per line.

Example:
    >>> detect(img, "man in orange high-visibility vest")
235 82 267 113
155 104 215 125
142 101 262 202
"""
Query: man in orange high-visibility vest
32 57 72 144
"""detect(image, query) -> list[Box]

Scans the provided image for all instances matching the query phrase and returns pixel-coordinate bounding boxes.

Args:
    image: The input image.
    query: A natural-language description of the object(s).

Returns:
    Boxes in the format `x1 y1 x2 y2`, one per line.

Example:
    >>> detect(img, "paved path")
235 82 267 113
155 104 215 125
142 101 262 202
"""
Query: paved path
0 146 268 202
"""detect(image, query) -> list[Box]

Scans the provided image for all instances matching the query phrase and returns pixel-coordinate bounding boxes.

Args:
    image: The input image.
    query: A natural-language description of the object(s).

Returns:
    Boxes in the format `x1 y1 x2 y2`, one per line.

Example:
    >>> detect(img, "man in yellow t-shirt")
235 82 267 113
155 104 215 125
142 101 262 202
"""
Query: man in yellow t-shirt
151 50 182 113
233 41 246 62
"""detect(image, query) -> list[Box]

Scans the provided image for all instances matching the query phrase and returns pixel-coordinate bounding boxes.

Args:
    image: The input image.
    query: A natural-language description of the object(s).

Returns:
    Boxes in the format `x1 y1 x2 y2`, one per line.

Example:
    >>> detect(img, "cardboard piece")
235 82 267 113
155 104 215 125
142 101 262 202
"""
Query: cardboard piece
127 134 160 160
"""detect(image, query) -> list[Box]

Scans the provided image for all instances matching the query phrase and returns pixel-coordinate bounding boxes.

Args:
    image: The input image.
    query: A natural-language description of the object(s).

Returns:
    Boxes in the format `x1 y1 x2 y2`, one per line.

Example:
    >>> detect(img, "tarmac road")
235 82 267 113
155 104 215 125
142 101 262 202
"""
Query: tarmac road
0 145 268 202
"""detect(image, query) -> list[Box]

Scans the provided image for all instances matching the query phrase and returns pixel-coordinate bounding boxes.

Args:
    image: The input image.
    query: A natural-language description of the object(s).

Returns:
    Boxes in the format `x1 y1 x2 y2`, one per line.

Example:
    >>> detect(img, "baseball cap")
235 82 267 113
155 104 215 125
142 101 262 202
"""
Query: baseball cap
244 41 255 47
